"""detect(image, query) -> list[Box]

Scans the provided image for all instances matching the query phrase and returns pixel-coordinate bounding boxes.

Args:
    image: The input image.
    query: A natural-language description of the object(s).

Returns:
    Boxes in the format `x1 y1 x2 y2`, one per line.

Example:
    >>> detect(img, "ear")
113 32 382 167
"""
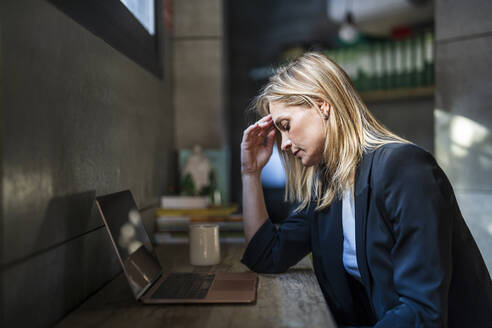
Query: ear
321 101 330 119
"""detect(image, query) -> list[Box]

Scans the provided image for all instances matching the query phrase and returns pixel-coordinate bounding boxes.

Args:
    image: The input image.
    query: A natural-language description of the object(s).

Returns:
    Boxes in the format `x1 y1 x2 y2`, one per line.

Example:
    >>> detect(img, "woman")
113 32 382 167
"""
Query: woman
240 52 492 327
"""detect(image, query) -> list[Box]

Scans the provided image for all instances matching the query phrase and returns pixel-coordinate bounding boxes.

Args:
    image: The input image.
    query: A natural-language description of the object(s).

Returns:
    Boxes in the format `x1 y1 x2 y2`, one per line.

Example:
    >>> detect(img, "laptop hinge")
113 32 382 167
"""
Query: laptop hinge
136 270 163 300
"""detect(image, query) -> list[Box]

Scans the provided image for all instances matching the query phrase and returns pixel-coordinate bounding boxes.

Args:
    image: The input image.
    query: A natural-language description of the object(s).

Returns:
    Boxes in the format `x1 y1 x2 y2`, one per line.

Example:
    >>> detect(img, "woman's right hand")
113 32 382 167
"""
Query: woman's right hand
241 114 276 177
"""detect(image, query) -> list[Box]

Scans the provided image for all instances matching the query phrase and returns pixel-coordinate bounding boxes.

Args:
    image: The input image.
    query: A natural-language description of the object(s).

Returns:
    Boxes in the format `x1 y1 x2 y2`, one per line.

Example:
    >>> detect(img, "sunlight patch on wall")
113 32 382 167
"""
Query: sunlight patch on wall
435 109 492 170
449 114 488 148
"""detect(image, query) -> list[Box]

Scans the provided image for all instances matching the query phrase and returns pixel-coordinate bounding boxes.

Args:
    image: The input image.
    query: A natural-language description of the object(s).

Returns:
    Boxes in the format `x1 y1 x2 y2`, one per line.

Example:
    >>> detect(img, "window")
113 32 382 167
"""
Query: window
49 0 163 78
120 0 155 35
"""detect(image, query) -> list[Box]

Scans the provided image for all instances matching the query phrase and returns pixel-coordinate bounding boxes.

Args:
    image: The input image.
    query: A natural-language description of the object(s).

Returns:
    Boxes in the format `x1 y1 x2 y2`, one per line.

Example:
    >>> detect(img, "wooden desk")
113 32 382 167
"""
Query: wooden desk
56 243 335 328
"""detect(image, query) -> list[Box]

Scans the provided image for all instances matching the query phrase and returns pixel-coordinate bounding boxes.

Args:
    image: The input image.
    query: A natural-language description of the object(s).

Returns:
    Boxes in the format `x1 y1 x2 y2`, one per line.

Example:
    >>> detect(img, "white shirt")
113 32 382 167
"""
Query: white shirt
342 187 361 280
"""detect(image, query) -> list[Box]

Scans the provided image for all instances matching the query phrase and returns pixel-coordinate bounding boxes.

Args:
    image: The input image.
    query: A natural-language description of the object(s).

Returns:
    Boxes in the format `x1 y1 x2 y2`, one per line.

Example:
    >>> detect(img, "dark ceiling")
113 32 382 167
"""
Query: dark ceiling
228 0 338 65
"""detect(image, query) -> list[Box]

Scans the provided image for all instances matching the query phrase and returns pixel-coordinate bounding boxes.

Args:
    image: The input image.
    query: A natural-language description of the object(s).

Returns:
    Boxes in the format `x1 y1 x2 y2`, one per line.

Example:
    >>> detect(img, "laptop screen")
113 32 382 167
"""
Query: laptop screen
96 190 162 299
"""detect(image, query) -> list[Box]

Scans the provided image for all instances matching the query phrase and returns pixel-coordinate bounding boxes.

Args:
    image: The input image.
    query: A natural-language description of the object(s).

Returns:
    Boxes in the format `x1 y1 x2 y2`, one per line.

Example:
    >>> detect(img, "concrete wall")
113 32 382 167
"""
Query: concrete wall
0 0 175 326
174 0 225 149
172 0 230 202
368 97 434 154
435 0 492 273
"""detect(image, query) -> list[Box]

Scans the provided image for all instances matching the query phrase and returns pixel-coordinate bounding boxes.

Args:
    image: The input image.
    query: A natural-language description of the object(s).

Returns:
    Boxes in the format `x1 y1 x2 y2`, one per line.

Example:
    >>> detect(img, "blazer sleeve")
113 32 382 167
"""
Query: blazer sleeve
241 206 312 273
372 144 454 328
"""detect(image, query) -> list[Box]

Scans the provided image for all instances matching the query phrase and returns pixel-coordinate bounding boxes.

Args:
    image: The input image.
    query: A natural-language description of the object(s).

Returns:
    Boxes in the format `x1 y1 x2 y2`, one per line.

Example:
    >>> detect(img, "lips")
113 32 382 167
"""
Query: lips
293 149 301 157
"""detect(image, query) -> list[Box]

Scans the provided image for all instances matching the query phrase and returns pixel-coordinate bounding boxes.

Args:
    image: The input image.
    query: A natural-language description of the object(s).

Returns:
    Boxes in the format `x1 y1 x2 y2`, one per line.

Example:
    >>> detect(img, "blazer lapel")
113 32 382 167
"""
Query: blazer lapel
354 150 375 298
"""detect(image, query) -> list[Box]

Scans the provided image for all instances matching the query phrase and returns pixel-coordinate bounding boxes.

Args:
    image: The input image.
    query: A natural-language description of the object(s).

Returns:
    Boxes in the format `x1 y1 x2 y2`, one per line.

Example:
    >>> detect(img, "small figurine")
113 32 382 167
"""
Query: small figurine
181 145 213 195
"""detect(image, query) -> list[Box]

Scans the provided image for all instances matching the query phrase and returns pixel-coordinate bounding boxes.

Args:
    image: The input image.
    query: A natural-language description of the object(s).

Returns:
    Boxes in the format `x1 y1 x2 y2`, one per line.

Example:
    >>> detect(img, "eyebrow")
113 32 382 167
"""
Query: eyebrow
274 115 288 130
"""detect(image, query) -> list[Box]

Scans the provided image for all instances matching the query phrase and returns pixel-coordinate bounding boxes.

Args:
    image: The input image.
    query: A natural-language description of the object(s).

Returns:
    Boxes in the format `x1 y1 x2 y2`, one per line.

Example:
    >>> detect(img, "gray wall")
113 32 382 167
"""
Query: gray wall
435 0 492 273
174 0 226 149
0 0 175 326
368 97 435 154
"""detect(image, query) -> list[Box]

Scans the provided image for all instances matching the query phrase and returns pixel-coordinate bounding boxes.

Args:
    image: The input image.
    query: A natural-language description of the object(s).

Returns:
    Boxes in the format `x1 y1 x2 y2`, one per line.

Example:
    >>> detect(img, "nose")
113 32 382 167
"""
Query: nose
280 134 292 151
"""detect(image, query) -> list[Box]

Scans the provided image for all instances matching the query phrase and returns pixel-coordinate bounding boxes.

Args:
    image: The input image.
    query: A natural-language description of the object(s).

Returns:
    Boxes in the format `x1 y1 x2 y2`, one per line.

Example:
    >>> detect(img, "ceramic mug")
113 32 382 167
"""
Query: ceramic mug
189 224 221 266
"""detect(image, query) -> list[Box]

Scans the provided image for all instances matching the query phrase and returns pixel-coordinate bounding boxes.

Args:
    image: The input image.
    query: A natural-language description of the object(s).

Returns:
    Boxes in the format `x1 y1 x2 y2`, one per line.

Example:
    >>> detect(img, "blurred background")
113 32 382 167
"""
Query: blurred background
1 0 491 326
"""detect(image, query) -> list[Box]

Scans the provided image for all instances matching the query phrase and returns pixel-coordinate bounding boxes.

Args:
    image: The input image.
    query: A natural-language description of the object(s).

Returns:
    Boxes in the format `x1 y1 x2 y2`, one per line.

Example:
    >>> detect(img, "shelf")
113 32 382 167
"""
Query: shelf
360 86 434 103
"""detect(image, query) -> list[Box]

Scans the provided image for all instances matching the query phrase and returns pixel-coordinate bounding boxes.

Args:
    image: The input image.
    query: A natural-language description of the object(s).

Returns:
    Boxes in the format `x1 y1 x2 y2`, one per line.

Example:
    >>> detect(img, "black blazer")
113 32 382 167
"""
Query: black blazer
241 143 492 327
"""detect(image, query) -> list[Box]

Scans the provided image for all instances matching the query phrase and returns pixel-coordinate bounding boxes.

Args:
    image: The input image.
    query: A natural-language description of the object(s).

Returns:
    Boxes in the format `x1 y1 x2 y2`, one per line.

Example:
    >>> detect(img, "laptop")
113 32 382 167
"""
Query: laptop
96 190 258 304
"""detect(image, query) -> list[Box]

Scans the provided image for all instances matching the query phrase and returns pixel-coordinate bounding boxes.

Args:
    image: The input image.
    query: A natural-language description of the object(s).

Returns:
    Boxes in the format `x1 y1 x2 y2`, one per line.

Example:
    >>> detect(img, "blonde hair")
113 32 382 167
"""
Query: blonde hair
253 52 410 212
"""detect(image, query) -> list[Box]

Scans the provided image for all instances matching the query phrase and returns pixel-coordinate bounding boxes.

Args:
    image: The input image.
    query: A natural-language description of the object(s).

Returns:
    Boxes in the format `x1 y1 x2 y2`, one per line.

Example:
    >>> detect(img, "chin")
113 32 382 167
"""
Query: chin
300 154 322 167
301 157 316 167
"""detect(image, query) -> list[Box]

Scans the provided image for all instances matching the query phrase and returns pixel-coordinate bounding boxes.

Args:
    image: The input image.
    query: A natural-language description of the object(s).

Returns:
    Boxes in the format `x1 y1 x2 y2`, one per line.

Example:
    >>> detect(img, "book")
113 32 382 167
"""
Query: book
154 231 245 244
155 205 237 216
160 196 209 209
155 215 243 232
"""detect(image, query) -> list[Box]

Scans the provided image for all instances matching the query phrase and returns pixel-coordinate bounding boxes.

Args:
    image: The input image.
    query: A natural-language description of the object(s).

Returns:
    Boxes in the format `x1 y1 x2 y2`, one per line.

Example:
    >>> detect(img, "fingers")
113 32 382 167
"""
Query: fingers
258 114 272 124
259 115 273 128
265 127 276 149
255 115 274 137
242 124 260 145
243 115 274 142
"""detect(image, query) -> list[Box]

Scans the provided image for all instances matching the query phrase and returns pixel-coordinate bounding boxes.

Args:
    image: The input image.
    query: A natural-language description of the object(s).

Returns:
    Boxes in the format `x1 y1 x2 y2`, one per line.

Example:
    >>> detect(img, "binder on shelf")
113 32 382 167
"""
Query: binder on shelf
322 30 434 96
416 37 423 87
424 31 434 86
395 40 404 89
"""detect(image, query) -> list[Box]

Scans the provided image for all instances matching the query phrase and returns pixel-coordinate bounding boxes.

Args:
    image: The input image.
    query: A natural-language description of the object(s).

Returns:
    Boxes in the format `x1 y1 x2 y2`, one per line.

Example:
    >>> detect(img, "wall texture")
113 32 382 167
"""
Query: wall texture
173 0 225 149
369 97 434 154
0 0 175 326
435 0 492 273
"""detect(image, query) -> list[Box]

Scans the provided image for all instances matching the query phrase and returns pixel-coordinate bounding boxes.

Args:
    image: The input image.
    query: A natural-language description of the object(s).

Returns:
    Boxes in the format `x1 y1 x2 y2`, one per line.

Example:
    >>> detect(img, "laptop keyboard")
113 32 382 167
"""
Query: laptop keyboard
151 273 215 299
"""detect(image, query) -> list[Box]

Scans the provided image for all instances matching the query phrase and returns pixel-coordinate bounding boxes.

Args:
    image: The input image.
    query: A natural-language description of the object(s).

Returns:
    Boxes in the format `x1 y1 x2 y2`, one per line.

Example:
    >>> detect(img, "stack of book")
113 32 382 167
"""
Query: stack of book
154 197 244 244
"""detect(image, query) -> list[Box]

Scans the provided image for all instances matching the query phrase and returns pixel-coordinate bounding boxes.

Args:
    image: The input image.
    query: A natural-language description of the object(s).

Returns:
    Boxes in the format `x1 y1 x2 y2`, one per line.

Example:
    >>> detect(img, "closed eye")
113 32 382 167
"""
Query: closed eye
281 121 290 131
